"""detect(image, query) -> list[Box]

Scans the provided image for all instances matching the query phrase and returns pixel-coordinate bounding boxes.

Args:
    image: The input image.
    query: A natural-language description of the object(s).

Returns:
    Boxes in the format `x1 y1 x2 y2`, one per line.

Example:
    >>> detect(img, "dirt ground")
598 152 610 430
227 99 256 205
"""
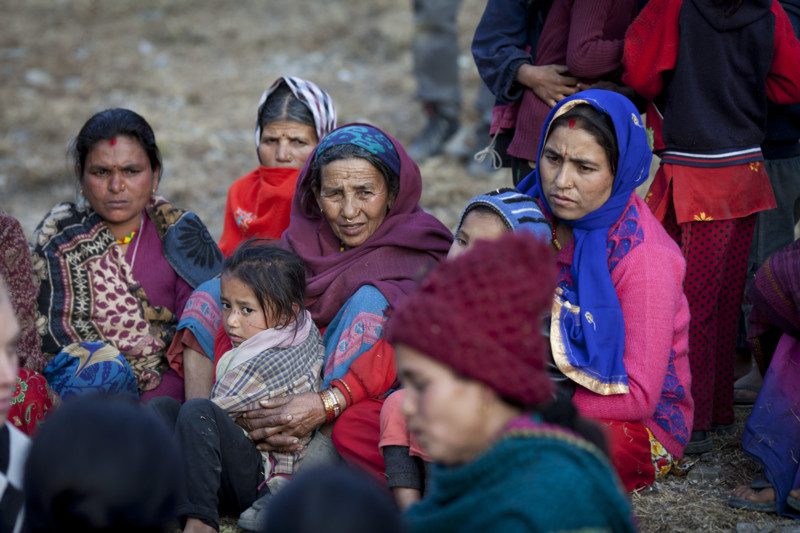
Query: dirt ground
3 2 797 532
1 0 506 239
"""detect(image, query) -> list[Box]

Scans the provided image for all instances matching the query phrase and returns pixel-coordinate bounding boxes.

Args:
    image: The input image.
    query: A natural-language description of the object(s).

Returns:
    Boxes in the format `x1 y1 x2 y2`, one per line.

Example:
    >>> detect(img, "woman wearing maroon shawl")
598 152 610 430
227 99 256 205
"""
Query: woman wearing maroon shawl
727 239 800 516
0 212 56 436
235 124 451 530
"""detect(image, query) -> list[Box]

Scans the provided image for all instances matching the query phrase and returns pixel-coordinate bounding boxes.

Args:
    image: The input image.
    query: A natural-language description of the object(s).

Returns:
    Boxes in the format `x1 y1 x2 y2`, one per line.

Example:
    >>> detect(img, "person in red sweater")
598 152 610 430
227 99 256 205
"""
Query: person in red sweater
623 0 800 453
517 89 693 491
166 77 336 400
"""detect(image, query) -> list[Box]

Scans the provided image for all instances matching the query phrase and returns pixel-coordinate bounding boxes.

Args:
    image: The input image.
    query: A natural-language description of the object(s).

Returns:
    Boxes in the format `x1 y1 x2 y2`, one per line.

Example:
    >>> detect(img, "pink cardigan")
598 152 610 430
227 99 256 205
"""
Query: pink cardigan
557 194 693 457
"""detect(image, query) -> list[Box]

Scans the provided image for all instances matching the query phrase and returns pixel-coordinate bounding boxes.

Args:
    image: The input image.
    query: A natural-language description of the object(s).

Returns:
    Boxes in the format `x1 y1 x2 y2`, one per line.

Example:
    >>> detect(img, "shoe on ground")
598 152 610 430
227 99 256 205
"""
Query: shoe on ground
787 494 800 512
237 491 271 531
683 430 712 455
733 384 760 405
728 494 775 513
407 110 459 162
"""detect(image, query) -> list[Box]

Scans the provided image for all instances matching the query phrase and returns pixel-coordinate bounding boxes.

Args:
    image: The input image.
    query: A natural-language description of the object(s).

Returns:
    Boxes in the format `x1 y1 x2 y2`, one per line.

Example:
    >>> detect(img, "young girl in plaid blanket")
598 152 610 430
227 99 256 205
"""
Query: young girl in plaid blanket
151 239 325 532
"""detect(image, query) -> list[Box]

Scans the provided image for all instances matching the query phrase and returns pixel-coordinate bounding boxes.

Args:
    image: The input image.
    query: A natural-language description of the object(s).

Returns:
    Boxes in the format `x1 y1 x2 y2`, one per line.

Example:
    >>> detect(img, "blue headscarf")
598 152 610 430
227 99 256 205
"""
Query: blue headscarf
517 90 651 395
315 124 401 176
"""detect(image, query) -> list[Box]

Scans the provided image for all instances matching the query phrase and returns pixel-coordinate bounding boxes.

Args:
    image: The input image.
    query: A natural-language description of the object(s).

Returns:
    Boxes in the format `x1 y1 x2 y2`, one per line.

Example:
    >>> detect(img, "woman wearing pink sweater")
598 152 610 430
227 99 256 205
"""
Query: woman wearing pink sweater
517 89 692 491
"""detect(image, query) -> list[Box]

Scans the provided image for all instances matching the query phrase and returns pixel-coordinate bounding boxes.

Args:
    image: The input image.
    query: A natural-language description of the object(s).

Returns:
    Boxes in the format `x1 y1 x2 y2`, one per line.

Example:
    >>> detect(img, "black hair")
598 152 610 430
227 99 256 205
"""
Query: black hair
222 239 307 331
461 206 511 231
262 465 406 533
301 143 400 214
70 108 162 181
24 395 182 532
548 104 619 175
258 81 316 134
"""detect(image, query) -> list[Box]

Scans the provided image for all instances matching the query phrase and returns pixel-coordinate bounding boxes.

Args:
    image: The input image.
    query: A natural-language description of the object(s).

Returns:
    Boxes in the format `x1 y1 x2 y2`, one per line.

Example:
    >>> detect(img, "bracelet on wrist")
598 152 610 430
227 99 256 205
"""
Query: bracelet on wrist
320 388 341 423
332 379 354 407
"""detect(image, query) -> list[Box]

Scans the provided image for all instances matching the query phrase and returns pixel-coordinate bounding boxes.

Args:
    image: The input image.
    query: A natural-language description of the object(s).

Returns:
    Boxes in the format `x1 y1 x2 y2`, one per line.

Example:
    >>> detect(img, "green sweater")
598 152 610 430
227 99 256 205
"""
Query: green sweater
404 418 636 533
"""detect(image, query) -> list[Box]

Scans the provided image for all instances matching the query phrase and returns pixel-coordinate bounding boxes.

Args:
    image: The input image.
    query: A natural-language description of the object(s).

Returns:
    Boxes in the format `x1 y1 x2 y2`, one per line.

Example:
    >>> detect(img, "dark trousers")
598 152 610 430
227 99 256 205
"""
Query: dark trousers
150 397 263 529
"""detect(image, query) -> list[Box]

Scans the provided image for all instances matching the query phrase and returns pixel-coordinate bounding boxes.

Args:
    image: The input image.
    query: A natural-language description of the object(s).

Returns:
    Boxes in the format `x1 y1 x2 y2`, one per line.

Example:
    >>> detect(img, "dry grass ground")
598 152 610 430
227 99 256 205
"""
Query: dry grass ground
3 2 798 531
1 0 502 239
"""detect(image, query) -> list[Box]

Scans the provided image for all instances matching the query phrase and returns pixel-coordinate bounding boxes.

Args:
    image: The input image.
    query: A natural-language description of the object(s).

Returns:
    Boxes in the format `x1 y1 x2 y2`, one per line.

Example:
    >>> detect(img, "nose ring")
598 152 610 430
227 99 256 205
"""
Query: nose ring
121 184 127 191
344 217 353 223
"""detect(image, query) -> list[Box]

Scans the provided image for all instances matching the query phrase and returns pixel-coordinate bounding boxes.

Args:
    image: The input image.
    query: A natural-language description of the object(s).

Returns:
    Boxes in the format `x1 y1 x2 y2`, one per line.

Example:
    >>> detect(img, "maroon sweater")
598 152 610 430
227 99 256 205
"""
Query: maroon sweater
508 0 638 162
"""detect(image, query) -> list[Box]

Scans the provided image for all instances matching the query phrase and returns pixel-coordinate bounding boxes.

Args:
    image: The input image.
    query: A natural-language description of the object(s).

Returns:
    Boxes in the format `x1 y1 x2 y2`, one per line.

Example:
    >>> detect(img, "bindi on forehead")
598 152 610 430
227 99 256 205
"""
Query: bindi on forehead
568 119 576 129
109 136 117 146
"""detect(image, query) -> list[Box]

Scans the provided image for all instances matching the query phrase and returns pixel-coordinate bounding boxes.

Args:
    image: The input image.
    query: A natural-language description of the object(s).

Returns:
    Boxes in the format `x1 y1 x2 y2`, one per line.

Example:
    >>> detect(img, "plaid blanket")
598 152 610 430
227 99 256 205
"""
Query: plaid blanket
211 322 324 476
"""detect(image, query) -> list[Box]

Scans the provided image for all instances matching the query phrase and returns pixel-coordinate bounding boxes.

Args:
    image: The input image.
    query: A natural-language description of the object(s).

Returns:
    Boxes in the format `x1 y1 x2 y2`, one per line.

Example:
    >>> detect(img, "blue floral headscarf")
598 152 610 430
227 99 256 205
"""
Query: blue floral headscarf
314 124 401 176
517 89 652 395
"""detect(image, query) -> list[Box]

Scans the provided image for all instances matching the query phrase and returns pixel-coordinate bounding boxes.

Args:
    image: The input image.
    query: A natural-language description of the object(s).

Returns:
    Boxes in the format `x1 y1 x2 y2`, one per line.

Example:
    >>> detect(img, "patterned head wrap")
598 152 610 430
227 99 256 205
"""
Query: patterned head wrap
314 124 401 177
457 188 551 242
254 76 337 150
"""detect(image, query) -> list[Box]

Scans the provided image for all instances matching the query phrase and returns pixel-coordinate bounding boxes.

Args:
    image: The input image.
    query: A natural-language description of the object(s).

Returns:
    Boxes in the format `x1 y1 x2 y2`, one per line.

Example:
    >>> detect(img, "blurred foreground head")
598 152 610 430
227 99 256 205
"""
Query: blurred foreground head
262 465 405 533
24 395 182 532
387 233 557 464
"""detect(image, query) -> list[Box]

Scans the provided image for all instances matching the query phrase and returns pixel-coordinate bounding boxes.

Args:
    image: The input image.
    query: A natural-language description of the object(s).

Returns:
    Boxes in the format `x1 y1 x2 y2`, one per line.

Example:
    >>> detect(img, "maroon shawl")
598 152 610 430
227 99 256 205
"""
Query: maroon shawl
281 124 453 327
0 213 46 372
748 238 800 374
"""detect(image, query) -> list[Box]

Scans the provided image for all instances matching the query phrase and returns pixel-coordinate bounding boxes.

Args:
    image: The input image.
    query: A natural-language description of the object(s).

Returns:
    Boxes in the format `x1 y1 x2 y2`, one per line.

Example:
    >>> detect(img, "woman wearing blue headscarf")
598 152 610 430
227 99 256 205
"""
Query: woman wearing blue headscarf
517 89 693 491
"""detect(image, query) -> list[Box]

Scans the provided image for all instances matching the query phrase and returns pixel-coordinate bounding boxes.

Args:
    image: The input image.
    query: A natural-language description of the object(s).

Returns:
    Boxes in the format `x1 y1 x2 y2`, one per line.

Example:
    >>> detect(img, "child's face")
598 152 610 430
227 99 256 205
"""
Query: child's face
220 274 273 347
448 210 509 259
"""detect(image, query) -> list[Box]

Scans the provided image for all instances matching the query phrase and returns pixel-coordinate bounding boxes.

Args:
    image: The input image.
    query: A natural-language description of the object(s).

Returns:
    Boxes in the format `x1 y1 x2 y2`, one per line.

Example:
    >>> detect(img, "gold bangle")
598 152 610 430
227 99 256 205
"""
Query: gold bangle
327 389 341 419
332 379 354 407
321 389 340 423
320 390 334 423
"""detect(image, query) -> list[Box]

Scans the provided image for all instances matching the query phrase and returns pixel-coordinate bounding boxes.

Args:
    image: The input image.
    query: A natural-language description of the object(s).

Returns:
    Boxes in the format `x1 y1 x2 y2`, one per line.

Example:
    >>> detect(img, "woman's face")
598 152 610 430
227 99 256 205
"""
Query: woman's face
258 120 317 168
538 124 615 221
448 210 509 259
0 297 19 421
315 158 393 249
81 135 159 238
396 344 499 465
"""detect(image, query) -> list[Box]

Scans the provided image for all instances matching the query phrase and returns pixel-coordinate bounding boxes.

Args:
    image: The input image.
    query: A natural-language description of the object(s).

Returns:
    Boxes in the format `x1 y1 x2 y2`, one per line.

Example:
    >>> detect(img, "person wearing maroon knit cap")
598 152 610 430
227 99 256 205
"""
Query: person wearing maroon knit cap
387 233 634 533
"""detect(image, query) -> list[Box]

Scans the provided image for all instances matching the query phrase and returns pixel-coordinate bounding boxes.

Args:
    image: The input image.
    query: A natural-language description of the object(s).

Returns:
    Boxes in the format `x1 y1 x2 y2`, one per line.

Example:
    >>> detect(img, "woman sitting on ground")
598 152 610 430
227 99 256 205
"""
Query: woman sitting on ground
235 124 452 530
728 238 800 517
387 233 635 532
0 212 56 435
517 89 693 491
169 76 336 400
33 108 222 402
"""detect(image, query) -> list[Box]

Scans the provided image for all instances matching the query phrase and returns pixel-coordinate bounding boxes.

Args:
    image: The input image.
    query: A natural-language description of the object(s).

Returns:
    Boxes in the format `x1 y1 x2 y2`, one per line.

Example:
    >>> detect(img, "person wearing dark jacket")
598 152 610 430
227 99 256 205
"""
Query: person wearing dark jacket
623 0 800 453
735 0 800 405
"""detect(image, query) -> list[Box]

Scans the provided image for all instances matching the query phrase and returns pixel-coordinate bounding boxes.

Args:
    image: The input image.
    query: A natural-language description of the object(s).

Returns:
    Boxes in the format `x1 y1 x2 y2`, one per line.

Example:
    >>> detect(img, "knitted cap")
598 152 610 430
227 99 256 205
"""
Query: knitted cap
456 188 551 243
386 232 556 407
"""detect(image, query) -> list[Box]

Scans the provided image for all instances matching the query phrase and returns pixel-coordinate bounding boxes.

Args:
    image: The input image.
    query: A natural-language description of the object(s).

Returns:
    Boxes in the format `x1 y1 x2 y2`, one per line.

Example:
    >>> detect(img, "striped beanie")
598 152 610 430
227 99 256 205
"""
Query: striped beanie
386 232 556 407
255 76 337 148
457 188 551 243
